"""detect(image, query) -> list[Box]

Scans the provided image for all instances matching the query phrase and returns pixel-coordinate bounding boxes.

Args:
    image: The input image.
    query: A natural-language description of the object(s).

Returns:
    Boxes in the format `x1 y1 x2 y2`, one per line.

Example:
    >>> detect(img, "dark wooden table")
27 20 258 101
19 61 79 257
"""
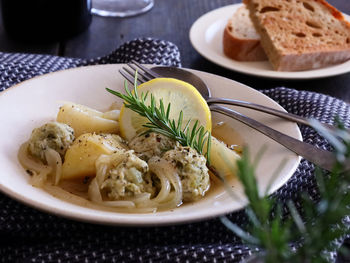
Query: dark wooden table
0 0 350 261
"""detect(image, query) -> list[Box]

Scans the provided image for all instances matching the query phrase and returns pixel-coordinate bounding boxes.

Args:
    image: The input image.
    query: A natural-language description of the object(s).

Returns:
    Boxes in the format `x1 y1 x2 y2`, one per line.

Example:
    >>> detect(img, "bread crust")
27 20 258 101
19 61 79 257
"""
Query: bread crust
223 25 267 61
223 6 267 62
245 0 350 71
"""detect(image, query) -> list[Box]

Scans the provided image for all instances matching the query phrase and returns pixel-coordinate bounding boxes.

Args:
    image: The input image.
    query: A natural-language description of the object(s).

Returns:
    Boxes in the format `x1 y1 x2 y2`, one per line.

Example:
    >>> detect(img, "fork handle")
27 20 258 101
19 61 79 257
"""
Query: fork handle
207 97 337 130
210 104 337 171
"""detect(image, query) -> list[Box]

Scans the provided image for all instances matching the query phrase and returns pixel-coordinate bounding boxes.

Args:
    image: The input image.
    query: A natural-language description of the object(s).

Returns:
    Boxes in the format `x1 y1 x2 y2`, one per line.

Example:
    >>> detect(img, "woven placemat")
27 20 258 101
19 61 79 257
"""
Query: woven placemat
0 37 349 262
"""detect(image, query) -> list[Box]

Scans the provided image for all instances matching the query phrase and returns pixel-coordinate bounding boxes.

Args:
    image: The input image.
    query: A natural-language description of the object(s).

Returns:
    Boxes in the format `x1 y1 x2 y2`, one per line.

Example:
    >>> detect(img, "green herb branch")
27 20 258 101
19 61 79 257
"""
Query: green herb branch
221 120 350 262
106 72 212 164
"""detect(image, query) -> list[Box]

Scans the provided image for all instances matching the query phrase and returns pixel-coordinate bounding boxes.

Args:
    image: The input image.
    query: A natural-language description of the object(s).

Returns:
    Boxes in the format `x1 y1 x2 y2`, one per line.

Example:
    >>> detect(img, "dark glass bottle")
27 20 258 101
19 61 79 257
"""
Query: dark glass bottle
0 0 92 43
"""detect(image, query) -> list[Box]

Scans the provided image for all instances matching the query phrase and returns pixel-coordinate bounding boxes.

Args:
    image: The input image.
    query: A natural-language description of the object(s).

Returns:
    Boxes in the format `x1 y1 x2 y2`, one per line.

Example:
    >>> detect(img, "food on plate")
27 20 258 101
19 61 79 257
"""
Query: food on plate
28 122 74 162
57 102 119 137
92 150 154 200
118 78 211 141
206 136 240 178
61 133 126 180
162 146 210 202
18 77 241 213
223 5 267 61
129 132 177 161
244 0 350 71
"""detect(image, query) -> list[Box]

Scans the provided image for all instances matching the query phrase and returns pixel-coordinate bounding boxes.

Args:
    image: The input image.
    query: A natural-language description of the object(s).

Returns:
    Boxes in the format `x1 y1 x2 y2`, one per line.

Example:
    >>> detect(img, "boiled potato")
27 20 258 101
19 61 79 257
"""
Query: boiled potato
101 110 120 121
204 136 240 178
57 102 119 137
61 133 125 179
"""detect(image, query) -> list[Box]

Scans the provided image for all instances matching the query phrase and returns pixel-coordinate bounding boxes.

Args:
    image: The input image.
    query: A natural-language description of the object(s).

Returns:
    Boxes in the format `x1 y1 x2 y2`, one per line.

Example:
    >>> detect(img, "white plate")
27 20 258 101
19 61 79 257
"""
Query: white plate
189 3 350 79
0 64 301 226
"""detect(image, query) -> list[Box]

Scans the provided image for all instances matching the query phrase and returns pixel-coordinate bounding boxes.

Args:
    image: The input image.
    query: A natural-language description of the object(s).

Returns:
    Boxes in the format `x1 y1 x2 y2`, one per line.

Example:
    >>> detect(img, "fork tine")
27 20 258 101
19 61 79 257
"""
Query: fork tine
127 63 153 81
122 66 149 84
119 69 135 85
131 60 161 78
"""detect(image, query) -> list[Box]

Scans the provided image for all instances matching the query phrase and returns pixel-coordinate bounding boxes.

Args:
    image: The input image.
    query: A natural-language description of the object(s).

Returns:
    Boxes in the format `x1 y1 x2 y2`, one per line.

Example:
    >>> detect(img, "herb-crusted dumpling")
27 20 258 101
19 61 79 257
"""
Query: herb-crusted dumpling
28 121 74 163
97 150 155 199
162 146 210 202
128 132 177 161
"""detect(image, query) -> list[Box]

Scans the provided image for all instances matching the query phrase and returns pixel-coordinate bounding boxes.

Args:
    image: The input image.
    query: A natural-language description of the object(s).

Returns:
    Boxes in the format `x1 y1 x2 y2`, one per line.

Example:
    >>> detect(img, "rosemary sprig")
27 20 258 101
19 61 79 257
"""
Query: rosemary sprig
220 120 350 262
106 72 212 164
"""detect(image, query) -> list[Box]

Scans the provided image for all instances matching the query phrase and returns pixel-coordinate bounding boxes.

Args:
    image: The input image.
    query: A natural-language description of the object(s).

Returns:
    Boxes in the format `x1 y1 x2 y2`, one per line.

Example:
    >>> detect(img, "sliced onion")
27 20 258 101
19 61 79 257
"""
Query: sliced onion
88 178 103 203
148 157 183 210
151 174 171 203
45 184 156 213
127 193 152 203
18 143 51 174
100 200 135 208
44 148 62 185
18 142 51 187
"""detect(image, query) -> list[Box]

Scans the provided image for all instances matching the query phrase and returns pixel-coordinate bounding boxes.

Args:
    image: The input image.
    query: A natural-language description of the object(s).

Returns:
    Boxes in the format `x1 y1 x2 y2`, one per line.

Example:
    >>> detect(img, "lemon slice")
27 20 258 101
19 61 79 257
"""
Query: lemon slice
119 78 212 141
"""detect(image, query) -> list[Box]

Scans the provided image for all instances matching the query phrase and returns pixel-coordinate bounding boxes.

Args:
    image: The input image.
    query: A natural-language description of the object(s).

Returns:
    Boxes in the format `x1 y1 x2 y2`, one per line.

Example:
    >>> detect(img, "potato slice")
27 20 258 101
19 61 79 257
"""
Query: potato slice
57 102 119 137
61 133 125 180
101 110 120 121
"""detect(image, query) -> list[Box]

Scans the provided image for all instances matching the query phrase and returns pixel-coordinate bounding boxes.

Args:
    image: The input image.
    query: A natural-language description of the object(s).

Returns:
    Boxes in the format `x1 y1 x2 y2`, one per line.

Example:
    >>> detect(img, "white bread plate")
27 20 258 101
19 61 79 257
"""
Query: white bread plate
189 3 350 79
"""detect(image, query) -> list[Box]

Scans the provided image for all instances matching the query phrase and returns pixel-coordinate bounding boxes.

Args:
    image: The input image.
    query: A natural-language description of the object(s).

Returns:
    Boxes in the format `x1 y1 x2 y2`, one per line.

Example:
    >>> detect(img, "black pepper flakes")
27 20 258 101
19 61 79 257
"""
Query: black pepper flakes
83 176 90 184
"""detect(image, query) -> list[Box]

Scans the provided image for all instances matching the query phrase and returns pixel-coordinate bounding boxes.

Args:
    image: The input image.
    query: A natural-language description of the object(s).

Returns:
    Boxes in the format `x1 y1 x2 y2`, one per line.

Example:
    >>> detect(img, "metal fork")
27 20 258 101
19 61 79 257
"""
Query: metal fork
119 62 347 171
121 61 341 130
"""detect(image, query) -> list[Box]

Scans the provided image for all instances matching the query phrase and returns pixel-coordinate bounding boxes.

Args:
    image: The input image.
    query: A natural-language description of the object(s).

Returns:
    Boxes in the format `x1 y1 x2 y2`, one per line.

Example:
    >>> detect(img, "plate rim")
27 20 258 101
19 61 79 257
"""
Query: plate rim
0 64 302 226
189 3 350 80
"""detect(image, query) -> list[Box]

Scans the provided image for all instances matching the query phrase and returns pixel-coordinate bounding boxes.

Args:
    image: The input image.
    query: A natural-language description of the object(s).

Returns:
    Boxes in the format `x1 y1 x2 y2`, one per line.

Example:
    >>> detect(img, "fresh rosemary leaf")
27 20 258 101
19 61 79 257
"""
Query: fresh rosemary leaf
221 121 350 262
107 73 211 164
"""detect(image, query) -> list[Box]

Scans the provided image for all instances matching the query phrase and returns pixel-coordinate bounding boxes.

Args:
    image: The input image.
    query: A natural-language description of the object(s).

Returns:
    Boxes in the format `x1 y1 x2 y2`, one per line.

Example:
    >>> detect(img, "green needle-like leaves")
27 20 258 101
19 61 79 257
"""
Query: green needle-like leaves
221 121 350 262
106 72 211 164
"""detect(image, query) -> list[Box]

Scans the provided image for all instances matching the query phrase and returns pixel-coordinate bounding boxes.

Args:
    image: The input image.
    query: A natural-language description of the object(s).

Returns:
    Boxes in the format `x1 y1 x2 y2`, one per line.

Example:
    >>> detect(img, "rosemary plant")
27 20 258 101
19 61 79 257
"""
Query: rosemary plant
106 73 211 164
221 120 350 263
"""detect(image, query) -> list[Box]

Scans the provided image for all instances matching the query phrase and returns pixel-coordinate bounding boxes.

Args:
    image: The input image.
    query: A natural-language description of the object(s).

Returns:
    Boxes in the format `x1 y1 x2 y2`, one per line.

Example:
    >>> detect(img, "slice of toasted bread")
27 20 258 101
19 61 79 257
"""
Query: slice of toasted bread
223 5 267 61
245 0 350 71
